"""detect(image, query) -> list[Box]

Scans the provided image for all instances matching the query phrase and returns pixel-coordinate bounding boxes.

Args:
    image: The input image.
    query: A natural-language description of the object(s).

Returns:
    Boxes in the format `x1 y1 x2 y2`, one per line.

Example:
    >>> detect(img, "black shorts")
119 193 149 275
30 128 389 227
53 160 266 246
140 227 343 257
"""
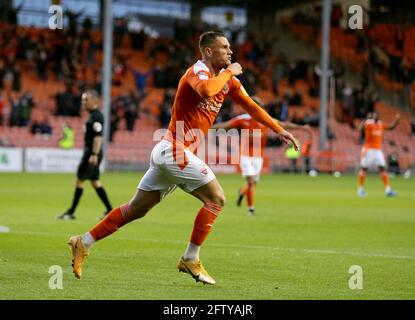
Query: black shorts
76 152 103 181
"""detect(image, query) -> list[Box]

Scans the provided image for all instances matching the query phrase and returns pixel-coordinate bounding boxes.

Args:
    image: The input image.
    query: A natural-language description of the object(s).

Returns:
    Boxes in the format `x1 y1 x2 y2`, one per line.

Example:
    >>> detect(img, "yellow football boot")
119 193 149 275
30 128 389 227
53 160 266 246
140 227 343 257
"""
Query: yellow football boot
177 257 216 285
68 236 89 279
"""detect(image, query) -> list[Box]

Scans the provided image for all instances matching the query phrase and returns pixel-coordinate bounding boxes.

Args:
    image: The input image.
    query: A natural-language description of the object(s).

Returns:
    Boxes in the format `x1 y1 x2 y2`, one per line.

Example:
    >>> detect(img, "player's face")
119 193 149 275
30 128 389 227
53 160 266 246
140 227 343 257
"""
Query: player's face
209 36 233 69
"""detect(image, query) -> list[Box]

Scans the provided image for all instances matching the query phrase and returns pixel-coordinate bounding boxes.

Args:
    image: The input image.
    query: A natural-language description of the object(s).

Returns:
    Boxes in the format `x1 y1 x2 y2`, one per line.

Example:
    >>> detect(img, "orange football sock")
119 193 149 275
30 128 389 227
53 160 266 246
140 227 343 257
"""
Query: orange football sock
247 187 255 208
190 202 221 246
358 170 366 188
89 203 134 241
240 184 248 195
380 171 390 188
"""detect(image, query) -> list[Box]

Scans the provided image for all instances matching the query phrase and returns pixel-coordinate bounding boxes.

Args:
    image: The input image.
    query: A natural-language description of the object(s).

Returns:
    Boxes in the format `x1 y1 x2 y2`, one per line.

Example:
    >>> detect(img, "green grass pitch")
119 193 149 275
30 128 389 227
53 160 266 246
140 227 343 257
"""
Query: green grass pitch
0 172 414 300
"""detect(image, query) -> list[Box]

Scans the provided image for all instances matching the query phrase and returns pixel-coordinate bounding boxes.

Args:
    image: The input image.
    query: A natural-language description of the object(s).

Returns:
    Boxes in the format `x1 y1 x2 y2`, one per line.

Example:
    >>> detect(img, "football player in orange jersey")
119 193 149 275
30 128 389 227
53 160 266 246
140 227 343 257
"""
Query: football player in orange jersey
357 111 400 197
212 96 311 215
67 31 299 285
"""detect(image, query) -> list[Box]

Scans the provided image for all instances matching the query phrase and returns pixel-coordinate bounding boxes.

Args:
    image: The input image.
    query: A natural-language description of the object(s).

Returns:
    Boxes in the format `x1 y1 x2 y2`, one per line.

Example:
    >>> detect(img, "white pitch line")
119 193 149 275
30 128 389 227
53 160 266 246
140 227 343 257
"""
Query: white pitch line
7 230 415 261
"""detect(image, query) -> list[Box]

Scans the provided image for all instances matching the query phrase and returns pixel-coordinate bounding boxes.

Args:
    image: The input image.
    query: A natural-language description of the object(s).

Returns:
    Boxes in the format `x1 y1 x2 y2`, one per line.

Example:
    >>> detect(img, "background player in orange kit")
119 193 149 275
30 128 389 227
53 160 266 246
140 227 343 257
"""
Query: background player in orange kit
301 129 313 174
212 96 310 215
357 111 401 197
67 31 299 285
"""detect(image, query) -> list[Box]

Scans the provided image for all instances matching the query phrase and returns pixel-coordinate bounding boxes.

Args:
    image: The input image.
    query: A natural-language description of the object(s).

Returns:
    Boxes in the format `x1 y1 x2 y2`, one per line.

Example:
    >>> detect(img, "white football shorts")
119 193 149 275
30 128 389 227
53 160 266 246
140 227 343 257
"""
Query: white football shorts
240 156 263 181
138 139 216 199
360 148 386 168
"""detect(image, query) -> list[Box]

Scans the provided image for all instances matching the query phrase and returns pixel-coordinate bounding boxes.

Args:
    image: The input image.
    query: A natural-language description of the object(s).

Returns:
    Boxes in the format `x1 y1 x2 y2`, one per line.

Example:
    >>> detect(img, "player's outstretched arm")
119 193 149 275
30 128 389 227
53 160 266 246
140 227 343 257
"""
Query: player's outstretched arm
192 63 243 98
231 90 299 150
386 113 401 130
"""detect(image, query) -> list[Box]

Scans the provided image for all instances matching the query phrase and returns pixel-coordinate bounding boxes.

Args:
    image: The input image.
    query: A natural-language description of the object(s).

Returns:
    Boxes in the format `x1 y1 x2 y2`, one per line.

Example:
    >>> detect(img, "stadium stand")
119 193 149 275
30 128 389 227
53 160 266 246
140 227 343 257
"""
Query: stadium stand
282 13 415 110
0 18 414 173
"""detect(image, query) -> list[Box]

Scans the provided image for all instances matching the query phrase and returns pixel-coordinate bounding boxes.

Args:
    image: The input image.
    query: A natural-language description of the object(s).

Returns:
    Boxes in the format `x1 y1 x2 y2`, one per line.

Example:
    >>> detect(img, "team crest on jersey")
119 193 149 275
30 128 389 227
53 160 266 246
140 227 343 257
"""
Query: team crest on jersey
222 83 229 94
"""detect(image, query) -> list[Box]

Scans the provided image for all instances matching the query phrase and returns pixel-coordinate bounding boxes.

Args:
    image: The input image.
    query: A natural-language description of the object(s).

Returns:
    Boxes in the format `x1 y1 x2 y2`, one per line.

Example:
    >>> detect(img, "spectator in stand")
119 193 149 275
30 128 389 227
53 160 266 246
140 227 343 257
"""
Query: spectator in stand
308 65 320 98
215 99 233 123
112 54 127 87
130 29 147 51
109 106 120 142
159 89 175 128
8 92 20 127
2 61 15 91
128 65 152 94
9 91 34 127
287 89 303 106
56 84 81 117
30 107 52 136
0 2 24 25
354 89 366 119
401 60 414 109
238 66 257 96
290 111 305 126
125 90 143 132
17 91 34 127
330 3 343 27
86 38 98 67
114 18 128 47
125 98 139 132
365 88 377 114
303 110 320 127
82 17 93 35
52 38 68 81
11 63 21 92
36 44 48 81
65 7 83 36
151 43 175 89
272 53 288 94
341 86 355 128
279 94 289 121
265 98 281 120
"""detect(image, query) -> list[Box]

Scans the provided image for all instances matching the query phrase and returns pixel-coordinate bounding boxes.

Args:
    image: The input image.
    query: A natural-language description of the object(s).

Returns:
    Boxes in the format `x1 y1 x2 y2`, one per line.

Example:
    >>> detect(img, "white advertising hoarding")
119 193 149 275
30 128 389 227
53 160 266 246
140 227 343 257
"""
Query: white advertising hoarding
25 148 83 173
0 147 23 172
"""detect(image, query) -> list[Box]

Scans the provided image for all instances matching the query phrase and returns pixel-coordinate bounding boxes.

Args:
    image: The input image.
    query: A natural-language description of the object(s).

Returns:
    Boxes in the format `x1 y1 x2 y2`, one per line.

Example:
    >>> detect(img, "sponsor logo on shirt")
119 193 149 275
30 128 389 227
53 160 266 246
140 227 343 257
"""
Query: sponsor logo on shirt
196 98 223 113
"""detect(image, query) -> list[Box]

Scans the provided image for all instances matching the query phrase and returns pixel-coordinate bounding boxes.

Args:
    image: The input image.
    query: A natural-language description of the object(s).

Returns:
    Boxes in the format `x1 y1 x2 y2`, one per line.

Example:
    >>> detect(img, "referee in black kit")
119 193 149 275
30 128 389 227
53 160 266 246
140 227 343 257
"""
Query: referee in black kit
58 90 113 220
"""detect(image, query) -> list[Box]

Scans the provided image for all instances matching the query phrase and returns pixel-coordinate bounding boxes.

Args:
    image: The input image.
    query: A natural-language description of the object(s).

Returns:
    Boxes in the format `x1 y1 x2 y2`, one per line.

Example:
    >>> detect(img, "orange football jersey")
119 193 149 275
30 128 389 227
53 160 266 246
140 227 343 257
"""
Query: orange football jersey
228 114 267 157
166 60 244 150
364 119 385 149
